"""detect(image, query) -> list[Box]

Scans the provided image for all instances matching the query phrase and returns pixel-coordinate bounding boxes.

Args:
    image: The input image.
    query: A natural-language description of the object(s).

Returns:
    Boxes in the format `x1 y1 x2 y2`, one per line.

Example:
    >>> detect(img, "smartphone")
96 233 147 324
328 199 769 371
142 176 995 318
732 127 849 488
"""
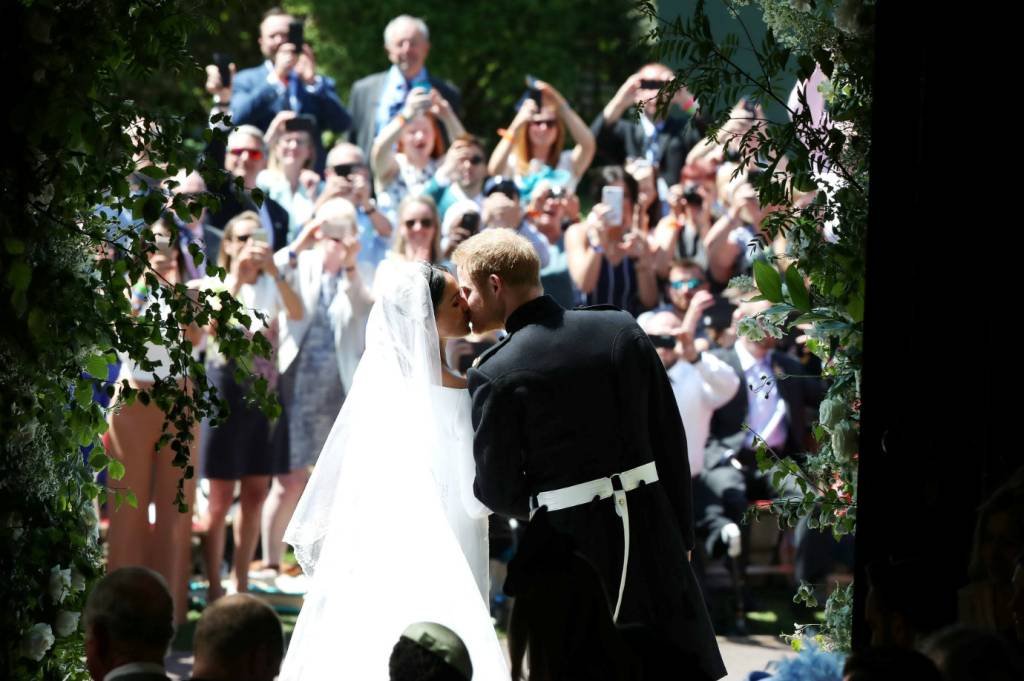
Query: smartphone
333 163 356 177
601 185 624 229
284 114 317 134
287 20 304 50
647 334 676 349
212 52 232 88
250 229 269 244
460 212 481 235
524 75 542 106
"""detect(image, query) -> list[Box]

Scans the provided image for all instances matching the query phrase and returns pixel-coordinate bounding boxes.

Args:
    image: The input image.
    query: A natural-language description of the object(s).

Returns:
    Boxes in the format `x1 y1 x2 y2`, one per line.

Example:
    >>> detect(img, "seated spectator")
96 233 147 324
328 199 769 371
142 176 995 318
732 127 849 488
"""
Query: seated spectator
423 133 489 224
842 647 943 681
479 177 550 268
488 79 595 194
921 624 1024 681
191 593 284 681
84 567 175 681
371 89 465 224
258 111 320 241
864 558 947 649
389 622 473 681
318 142 393 275
959 468 1024 640
228 7 351 174
563 166 658 316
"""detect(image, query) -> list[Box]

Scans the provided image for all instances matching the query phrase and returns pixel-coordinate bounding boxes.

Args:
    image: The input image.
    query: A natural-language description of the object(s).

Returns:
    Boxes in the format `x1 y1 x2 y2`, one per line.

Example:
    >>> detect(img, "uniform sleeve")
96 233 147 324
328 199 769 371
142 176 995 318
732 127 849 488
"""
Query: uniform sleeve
467 367 530 520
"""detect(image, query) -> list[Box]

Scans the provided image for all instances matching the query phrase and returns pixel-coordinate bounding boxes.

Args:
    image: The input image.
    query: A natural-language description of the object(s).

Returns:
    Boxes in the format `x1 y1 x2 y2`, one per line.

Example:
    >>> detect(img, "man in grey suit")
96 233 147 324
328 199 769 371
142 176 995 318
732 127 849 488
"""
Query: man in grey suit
84 567 174 681
348 14 461 159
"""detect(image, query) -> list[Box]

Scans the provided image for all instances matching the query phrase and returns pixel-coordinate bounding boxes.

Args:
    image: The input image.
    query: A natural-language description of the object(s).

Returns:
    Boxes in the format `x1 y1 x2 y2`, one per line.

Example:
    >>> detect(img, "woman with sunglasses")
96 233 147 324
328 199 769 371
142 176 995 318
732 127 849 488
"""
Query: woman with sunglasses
370 87 465 225
196 210 303 600
258 111 320 242
370 194 443 299
488 79 595 194
106 218 202 627
260 198 372 579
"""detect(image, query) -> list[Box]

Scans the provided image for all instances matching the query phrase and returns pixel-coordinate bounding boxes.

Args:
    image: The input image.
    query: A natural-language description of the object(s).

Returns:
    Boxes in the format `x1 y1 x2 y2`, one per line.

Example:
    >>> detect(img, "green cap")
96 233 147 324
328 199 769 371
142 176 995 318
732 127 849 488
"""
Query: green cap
399 621 473 680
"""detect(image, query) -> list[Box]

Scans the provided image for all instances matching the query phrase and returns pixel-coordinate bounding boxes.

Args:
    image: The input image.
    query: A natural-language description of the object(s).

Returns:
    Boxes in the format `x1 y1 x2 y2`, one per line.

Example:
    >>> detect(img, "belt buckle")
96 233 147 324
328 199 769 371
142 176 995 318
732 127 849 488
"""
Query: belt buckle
610 473 624 492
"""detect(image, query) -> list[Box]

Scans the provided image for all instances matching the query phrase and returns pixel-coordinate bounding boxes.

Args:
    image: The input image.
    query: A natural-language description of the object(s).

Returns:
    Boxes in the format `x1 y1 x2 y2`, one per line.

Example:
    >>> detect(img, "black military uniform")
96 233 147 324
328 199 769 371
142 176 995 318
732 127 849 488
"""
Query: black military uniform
467 295 726 680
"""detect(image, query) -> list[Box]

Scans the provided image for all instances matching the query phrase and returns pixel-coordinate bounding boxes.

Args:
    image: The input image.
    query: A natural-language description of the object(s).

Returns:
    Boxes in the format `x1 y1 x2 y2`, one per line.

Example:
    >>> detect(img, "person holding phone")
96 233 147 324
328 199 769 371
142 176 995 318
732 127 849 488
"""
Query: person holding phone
228 8 351 174
195 210 303 600
563 166 658 316
318 142 393 275
258 111 320 241
488 77 595 195
370 86 465 224
591 63 702 197
348 14 462 160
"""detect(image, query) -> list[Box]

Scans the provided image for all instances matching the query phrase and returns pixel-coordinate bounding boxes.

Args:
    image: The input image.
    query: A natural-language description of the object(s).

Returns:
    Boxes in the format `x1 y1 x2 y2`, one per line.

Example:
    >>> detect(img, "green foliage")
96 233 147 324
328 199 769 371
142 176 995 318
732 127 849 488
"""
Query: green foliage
288 0 648 147
2 1 276 677
644 0 873 650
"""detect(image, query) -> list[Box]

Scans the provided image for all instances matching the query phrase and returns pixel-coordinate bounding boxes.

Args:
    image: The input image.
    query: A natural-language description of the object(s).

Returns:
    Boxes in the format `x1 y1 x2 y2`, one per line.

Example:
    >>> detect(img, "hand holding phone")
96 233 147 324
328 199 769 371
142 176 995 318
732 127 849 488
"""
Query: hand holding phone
601 185 624 229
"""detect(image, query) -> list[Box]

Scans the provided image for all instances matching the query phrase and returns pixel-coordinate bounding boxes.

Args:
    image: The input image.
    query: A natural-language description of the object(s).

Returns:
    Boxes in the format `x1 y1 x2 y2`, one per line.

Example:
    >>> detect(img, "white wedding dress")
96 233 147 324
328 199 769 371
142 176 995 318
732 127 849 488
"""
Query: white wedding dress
279 263 507 681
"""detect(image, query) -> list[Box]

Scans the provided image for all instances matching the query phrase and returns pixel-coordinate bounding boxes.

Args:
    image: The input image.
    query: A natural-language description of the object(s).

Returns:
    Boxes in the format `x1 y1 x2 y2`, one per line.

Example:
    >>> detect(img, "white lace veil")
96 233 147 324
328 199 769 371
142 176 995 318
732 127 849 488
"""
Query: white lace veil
284 261 443 575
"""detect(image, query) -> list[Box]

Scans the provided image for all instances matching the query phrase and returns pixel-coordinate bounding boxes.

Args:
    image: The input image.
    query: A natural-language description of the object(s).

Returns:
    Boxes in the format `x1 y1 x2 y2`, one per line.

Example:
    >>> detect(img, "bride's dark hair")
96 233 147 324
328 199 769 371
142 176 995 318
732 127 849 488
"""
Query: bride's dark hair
419 262 450 313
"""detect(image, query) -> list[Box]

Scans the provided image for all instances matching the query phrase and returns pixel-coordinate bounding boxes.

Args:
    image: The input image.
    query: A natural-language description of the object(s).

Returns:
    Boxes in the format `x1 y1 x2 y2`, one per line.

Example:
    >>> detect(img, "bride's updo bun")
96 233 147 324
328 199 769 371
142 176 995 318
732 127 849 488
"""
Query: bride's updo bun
419 262 450 313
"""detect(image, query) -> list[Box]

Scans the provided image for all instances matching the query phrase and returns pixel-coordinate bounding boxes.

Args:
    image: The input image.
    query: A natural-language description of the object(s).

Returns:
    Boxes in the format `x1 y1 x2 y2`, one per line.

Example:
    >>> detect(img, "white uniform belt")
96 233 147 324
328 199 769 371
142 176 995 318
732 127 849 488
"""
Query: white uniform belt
528 461 659 622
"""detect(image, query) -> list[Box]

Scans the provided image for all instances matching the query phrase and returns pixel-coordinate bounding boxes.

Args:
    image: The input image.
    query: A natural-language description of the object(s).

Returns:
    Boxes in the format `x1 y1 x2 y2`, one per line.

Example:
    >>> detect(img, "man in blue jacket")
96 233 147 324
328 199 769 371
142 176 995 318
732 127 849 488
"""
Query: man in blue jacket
229 7 350 173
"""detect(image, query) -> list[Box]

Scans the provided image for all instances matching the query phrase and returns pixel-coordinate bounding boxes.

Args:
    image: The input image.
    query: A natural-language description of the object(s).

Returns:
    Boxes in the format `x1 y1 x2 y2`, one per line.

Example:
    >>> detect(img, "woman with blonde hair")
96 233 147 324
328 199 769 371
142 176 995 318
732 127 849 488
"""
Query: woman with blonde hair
488 79 595 194
197 210 302 599
106 217 202 626
258 111 320 241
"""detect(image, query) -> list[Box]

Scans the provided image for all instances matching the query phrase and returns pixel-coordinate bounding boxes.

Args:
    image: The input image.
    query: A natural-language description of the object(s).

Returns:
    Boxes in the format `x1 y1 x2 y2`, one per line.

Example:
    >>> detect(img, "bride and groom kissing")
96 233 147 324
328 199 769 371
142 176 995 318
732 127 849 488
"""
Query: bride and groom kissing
279 229 726 680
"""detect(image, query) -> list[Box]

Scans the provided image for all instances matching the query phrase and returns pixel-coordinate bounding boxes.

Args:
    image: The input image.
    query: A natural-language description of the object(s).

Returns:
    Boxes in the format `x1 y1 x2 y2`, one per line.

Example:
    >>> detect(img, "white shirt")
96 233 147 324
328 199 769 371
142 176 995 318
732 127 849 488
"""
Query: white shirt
104 661 166 681
734 340 788 450
665 353 741 477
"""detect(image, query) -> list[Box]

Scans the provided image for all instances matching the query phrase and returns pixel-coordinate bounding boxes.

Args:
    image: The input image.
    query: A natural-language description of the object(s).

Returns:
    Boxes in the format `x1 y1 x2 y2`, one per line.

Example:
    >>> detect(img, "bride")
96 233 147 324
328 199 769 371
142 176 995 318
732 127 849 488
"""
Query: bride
279 261 508 680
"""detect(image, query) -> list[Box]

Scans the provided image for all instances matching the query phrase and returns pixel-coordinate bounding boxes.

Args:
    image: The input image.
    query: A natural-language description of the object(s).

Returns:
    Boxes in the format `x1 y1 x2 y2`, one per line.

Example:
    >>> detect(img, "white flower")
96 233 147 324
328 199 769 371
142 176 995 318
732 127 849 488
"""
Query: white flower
831 420 858 462
49 565 71 604
70 567 87 593
20 623 55 662
54 610 81 637
818 396 847 429
789 0 813 11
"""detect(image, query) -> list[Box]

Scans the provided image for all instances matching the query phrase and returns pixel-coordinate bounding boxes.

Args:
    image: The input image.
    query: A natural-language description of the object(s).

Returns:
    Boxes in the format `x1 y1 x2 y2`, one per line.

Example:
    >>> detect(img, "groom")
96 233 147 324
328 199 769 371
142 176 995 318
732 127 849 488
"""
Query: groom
452 230 726 680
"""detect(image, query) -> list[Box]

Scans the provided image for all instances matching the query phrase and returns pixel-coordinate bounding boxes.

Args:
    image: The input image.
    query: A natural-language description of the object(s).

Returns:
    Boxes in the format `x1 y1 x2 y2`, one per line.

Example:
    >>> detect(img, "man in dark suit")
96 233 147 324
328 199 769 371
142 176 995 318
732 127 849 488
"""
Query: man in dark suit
206 125 290 251
453 229 726 680
591 63 703 192
190 594 283 681
700 298 826 575
347 14 461 160
84 567 174 681
228 7 350 173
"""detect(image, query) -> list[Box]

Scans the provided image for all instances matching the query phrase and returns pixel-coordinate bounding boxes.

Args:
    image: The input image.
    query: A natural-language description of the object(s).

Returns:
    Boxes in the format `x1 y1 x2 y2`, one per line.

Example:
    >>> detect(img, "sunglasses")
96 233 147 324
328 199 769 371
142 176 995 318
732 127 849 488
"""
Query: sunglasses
332 163 367 176
404 218 435 229
228 147 264 161
529 118 558 129
465 155 484 165
670 278 704 290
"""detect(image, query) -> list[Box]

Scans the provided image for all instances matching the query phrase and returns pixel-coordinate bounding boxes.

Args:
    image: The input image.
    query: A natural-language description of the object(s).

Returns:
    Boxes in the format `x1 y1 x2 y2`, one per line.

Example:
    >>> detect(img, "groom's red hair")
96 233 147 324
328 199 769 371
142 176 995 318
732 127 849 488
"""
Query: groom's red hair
452 229 541 289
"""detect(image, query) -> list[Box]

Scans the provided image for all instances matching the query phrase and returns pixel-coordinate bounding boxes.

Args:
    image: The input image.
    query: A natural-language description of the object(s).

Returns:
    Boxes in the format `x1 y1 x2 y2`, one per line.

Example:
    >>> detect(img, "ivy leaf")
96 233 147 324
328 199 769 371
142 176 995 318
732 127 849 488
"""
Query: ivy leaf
785 264 811 312
141 192 164 224
753 260 783 303
124 489 138 509
85 353 110 379
107 459 126 481
135 164 167 180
